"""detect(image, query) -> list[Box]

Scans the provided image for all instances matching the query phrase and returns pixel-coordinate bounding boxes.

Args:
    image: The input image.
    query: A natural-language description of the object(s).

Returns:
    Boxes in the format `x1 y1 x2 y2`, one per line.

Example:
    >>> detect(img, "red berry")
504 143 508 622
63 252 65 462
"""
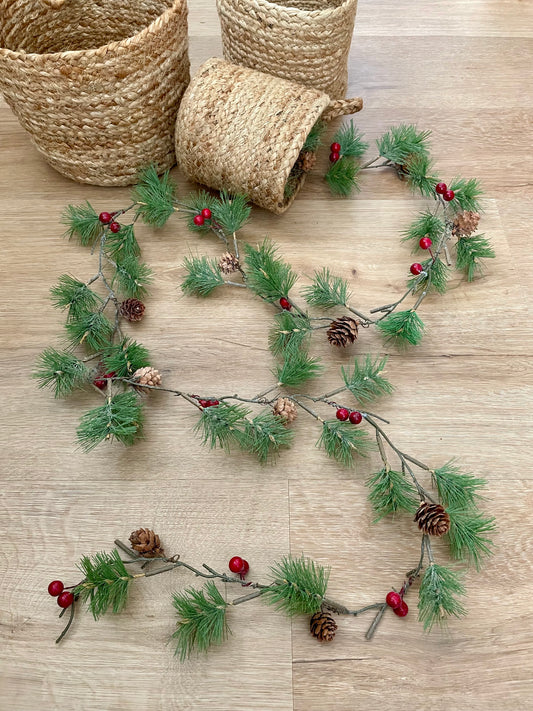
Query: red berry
57 591 74 609
435 182 447 195
99 212 112 224
193 214 205 226
330 142 341 153
385 591 402 609
336 408 349 421
279 297 291 310
209 400 220 407
443 189 455 202
199 399 209 408
229 556 247 574
393 600 409 617
93 371 116 390
109 221 121 233
201 208 212 220
48 580 64 597
410 262 423 276
349 411 363 425
239 559 250 579
419 237 433 250
329 151 340 163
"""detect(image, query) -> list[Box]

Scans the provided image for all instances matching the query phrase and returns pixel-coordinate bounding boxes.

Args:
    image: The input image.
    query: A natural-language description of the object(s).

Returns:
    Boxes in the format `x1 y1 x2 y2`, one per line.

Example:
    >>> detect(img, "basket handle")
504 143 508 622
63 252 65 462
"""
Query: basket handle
322 97 363 123
38 0 67 8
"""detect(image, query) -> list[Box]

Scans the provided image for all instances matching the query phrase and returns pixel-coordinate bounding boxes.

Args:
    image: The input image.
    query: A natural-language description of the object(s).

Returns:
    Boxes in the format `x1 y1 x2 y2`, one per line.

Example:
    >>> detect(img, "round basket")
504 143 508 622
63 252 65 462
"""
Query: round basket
175 58 362 214
0 0 190 186
216 0 358 99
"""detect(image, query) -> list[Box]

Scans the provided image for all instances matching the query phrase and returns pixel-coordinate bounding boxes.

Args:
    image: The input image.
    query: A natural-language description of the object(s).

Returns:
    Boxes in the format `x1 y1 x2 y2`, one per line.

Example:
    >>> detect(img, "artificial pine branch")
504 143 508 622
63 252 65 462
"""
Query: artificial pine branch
401 211 446 252
102 338 150 378
75 549 133 619
301 267 350 309
33 349 90 398
446 509 496 570
456 234 495 281
172 582 230 661
376 124 431 165
325 157 361 196
367 466 419 520
408 256 450 295
243 240 298 303
269 311 312 355
448 177 484 214
181 255 225 296
76 392 144 451
64 311 114 352
61 201 103 246
105 224 141 262
376 309 425 347
318 419 375 466
431 461 486 509
264 556 329 616
132 165 177 227
275 342 324 386
113 255 153 299
50 275 102 320
341 355 394 405
418 562 466 631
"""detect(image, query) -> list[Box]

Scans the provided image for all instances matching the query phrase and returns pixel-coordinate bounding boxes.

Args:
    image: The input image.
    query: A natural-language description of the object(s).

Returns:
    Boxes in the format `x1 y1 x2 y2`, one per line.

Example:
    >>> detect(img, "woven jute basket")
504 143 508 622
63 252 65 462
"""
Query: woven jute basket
175 58 362 214
0 0 189 186
216 0 358 99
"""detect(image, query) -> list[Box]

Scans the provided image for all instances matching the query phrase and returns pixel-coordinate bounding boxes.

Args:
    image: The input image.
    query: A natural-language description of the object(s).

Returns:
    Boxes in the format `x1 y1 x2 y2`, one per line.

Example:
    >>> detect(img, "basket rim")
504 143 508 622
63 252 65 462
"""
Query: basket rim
0 0 185 62
219 0 357 20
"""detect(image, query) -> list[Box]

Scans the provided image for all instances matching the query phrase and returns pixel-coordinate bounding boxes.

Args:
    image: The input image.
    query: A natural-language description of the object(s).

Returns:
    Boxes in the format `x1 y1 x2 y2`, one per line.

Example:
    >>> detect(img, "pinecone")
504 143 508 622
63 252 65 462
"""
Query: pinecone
300 150 317 173
327 316 359 347
119 298 145 322
272 397 298 424
218 252 240 275
310 610 338 643
133 366 162 390
452 211 481 237
414 502 451 537
129 528 165 558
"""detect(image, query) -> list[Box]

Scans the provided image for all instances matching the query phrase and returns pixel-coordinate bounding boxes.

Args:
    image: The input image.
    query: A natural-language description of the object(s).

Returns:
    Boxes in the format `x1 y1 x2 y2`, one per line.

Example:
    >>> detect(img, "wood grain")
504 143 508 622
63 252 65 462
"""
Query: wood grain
1 0 533 709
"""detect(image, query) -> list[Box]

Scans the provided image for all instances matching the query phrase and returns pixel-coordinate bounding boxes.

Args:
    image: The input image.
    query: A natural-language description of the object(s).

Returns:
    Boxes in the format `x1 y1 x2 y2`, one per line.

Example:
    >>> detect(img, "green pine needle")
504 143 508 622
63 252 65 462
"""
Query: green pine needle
331 121 369 158
366 466 419 520
269 311 312 356
102 338 150 378
64 311 114 351
50 275 102 320
301 267 350 309
132 165 176 227
325 157 361 197
238 410 294 463
264 556 329 616
404 154 438 198
74 549 133 619
114 256 153 299
213 191 251 235
317 419 375 467
105 224 141 263
408 256 450 295
76 392 144 451
61 202 103 247
275 343 324 387
33 348 90 398
376 309 425 347
446 509 496 570
455 234 495 281
448 177 484 213
243 240 298 303
181 255 225 297
341 355 394 405
194 402 249 452
376 124 431 164
418 563 466 631
401 211 445 252
302 120 326 153
182 191 219 233
431 460 486 509
172 582 229 661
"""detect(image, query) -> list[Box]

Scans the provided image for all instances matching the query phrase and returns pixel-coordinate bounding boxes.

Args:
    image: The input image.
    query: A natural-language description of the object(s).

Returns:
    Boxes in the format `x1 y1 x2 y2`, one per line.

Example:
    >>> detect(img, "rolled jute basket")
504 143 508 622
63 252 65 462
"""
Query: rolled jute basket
175 58 363 214
216 0 358 99
0 0 190 186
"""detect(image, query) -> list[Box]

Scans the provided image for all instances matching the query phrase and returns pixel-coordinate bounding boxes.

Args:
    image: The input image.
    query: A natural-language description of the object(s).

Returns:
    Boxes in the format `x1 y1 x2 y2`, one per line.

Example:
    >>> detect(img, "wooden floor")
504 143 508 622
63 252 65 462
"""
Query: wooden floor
1 1 532 709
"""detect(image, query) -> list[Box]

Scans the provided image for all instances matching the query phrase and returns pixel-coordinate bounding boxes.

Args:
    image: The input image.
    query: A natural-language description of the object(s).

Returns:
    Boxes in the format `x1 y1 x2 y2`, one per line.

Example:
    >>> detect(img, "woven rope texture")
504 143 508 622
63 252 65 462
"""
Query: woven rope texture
0 0 189 186
216 0 358 99
175 58 362 214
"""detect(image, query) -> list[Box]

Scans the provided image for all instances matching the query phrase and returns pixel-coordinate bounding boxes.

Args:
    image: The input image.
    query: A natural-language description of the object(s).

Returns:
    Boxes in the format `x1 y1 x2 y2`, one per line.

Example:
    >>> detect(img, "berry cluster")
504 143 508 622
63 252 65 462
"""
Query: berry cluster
93 370 116 390
228 555 249 580
47 580 74 609
385 590 408 617
193 208 212 226
279 297 291 311
336 408 363 425
329 141 341 164
99 211 121 234
199 398 219 408
435 182 455 202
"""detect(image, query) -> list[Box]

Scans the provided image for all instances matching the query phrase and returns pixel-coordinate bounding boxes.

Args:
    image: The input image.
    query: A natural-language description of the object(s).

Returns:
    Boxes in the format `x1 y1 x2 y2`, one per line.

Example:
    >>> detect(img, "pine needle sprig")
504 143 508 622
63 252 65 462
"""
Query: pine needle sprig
238 411 294 463
401 211 445 252
404 154 438 198
182 191 220 233
194 402 250 452
446 509 496 570
33 348 90 397
376 309 425 347
64 311 114 351
269 311 312 356
61 201 103 246
264 556 329 616
302 120 326 152
76 392 144 451
431 461 486 509
50 275 102 321
243 240 298 303
448 177 484 214
113 256 153 299
132 165 176 228
325 157 361 196
332 120 369 158
455 234 495 281
105 224 141 263
275 343 323 386
75 549 133 619
341 355 394 405
301 267 350 309
376 124 431 165
408 256 450 295
366 466 419 520
317 419 375 466
418 563 466 631
181 255 225 297
172 582 229 661
102 338 150 378
212 191 251 235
